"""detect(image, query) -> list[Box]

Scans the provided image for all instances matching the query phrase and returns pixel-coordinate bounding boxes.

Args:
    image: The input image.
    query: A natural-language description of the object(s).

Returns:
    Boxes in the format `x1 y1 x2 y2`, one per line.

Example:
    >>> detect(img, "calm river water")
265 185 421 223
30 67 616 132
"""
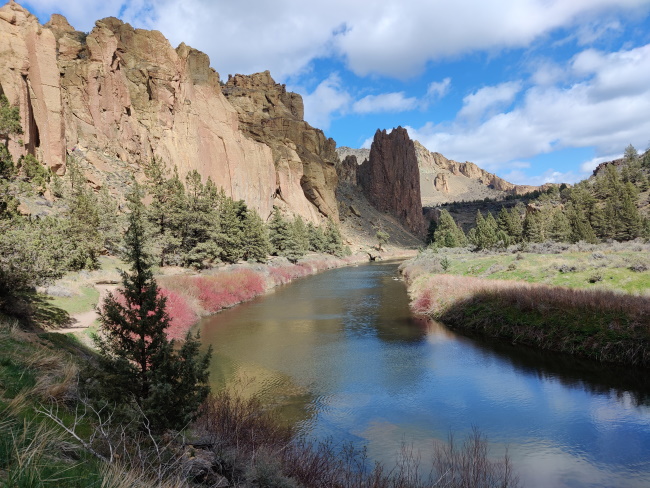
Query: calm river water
197 262 650 488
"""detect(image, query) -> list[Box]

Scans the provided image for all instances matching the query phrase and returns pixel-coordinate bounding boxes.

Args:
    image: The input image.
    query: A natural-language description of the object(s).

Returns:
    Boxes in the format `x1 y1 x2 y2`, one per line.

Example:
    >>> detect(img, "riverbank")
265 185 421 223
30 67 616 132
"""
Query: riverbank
400 244 650 366
42 249 417 340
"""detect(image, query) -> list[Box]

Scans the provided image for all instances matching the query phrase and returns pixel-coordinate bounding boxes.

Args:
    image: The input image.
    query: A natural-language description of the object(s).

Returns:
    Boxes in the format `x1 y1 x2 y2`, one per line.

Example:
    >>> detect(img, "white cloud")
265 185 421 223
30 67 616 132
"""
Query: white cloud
579 154 620 173
426 78 452 100
352 92 419 114
458 81 522 120
301 73 352 129
410 43 650 172
501 169 583 185
22 0 650 80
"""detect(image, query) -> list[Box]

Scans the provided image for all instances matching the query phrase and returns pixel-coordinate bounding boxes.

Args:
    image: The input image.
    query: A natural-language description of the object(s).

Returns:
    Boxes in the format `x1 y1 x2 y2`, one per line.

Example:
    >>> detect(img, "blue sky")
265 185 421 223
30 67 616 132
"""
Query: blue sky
21 0 650 185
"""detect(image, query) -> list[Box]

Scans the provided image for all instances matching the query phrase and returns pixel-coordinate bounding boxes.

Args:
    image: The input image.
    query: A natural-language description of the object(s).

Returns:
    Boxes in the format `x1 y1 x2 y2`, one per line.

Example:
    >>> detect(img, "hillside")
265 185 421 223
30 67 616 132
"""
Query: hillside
338 141 551 207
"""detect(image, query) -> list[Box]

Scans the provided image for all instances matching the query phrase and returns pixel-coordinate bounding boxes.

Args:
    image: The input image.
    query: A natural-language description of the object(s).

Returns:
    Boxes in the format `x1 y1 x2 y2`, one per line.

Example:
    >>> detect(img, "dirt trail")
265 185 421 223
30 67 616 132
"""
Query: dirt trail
54 284 116 334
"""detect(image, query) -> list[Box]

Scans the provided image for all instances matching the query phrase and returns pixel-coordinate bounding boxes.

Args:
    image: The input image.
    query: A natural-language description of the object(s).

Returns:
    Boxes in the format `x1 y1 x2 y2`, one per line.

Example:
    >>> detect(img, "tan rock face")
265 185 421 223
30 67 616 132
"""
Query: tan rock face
0 3 338 222
0 2 65 173
357 128 426 236
414 140 547 204
223 71 339 221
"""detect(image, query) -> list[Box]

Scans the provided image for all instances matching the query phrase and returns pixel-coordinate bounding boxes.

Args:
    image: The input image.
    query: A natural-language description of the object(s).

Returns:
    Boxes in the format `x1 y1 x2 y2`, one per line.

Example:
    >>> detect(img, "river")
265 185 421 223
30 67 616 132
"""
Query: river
196 262 650 488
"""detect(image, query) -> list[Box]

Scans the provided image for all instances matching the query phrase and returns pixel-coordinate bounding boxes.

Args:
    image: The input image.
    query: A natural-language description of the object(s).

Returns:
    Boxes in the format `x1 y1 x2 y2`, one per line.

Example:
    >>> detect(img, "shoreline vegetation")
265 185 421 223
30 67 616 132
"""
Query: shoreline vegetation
42 249 417 340
400 242 650 367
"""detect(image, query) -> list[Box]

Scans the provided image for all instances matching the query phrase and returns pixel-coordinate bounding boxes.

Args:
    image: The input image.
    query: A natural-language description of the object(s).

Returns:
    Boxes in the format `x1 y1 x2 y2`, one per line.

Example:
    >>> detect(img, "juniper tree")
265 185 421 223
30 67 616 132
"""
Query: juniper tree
268 207 292 255
0 94 22 146
324 217 346 257
433 210 467 248
242 207 270 262
291 215 310 254
95 182 211 432
307 222 327 252
376 229 390 251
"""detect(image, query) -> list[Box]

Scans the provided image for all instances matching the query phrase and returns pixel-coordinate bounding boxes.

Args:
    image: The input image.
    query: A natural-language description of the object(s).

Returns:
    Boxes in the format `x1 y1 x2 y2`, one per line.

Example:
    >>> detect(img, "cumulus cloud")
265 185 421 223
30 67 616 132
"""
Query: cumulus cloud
301 73 352 129
458 81 522 120
426 78 452 100
410 43 650 176
352 92 419 114
22 0 650 79
501 169 583 185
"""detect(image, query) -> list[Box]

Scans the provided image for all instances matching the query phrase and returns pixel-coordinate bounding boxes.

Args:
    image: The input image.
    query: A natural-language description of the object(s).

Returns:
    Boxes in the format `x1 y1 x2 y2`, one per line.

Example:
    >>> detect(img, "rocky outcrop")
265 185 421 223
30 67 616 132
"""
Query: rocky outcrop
415 141 543 204
337 146 369 164
0 2 65 173
222 71 338 221
433 173 449 193
357 128 425 236
337 155 358 186
0 2 337 222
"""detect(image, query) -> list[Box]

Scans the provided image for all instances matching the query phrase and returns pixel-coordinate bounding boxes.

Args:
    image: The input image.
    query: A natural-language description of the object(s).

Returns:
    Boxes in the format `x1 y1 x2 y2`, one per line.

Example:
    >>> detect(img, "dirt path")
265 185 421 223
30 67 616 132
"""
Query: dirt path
53 284 116 334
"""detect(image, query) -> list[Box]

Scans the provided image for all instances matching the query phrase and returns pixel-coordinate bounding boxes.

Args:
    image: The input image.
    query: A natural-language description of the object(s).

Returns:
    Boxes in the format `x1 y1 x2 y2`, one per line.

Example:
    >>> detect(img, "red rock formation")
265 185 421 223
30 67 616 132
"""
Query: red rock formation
337 155 358 186
357 128 426 236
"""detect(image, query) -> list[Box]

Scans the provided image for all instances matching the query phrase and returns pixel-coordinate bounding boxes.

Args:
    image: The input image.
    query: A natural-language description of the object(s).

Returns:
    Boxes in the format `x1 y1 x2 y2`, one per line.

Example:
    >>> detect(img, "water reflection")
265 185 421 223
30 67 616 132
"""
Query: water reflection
197 262 650 488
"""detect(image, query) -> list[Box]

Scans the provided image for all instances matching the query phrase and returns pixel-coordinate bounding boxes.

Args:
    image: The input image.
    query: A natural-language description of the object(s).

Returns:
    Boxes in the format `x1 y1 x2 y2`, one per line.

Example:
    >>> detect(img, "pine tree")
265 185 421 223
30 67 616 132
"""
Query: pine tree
64 158 102 270
433 210 467 248
471 210 498 250
425 219 437 245
619 182 643 240
549 209 571 242
216 197 245 263
95 182 211 432
0 94 22 146
324 218 346 257
291 215 310 254
268 207 292 256
307 222 327 252
242 208 270 262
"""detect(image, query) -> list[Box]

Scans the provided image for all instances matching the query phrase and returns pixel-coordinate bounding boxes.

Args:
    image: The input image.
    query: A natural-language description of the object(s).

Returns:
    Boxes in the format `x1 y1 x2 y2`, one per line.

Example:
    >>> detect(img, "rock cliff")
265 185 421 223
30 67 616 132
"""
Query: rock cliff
357 128 425 236
0 2 336 222
415 141 540 204
222 71 338 221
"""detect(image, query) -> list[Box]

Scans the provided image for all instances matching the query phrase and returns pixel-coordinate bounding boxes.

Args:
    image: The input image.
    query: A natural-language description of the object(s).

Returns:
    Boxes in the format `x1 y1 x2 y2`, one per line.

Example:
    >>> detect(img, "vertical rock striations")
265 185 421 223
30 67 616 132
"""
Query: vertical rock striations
0 2 337 222
357 128 426 236
222 72 339 221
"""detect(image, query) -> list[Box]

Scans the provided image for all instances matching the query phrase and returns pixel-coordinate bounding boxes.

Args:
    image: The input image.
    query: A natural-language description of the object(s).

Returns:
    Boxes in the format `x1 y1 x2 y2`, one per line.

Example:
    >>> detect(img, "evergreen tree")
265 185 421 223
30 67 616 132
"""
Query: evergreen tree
242 208 270 262
471 210 498 250
0 145 14 179
216 197 245 263
307 222 327 252
523 211 546 243
291 215 310 254
95 183 211 432
64 158 102 270
566 203 597 243
433 210 467 248
549 209 572 242
425 219 438 245
268 207 292 256
619 182 643 240
324 217 346 257
0 94 22 146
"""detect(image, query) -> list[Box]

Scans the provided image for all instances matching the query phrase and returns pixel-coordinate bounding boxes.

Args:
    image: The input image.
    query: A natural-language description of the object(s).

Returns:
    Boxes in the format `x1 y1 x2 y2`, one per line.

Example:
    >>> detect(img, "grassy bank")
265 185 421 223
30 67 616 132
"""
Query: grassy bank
401 244 650 366
40 251 414 340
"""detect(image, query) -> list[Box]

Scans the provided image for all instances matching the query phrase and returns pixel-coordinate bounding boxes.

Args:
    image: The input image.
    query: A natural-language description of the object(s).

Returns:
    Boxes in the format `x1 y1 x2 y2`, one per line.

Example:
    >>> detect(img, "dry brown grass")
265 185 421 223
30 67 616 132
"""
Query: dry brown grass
405 272 650 366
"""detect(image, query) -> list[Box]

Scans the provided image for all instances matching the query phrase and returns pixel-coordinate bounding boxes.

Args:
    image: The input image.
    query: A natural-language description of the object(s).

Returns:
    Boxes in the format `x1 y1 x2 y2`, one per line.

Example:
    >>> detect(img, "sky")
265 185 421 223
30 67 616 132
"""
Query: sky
20 0 650 186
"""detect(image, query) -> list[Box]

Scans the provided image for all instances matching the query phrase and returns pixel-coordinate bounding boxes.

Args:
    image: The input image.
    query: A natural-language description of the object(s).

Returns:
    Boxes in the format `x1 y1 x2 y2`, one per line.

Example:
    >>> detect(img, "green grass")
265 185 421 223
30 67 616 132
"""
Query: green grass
430 250 650 294
46 286 99 316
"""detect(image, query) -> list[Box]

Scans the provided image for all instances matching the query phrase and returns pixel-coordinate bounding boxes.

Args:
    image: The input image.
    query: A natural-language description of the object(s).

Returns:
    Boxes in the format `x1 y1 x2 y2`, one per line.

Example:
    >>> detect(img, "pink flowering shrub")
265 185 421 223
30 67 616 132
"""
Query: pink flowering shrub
159 287 199 340
196 270 266 312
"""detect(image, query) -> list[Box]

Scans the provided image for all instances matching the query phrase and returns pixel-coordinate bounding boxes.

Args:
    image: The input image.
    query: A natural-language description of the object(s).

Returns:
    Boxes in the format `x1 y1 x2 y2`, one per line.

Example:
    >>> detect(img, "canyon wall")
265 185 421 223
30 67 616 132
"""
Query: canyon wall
0 2 337 222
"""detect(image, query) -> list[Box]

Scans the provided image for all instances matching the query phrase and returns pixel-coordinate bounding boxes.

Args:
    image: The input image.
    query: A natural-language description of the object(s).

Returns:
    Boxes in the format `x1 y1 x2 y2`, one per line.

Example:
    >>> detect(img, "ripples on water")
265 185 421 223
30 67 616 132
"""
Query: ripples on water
197 262 650 488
